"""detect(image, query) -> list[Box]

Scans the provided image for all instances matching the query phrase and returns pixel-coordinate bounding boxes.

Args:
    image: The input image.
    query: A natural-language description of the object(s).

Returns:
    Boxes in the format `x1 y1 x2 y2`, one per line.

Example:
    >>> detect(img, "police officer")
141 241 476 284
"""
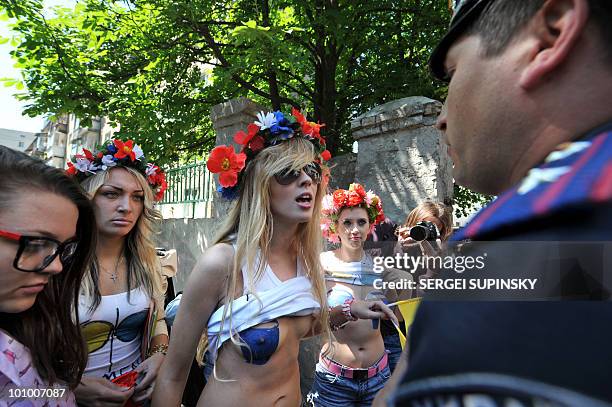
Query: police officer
377 0 612 405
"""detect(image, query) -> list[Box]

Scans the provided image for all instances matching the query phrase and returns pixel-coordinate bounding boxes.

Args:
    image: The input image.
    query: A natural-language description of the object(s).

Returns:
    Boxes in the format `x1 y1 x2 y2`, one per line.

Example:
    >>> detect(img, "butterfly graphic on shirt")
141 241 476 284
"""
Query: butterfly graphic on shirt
81 308 149 354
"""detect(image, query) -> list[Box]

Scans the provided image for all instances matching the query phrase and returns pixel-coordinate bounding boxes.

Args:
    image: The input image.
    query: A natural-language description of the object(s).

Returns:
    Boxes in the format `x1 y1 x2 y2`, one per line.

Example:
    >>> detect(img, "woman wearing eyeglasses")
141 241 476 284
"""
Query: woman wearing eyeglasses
68 139 169 406
153 109 394 407
0 146 96 405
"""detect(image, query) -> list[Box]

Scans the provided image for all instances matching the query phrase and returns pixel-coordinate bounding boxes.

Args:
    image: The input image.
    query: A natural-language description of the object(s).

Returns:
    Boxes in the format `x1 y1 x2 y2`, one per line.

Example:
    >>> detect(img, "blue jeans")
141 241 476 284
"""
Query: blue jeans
307 363 391 406
203 350 214 381
383 332 402 373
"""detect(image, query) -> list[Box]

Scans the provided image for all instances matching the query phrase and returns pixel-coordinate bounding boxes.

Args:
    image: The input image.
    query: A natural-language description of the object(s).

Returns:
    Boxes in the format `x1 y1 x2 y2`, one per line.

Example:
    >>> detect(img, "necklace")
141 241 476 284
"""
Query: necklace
99 256 125 283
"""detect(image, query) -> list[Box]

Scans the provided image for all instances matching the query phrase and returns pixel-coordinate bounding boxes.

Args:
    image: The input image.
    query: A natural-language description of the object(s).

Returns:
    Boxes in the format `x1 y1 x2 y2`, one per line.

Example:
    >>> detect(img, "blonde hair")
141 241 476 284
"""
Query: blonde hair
80 167 164 311
196 137 331 372
403 201 453 242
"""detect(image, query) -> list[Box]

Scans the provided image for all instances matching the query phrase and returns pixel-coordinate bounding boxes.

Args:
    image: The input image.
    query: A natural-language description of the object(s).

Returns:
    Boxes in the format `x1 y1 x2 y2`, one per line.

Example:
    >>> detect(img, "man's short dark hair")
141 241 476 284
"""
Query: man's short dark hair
466 0 612 62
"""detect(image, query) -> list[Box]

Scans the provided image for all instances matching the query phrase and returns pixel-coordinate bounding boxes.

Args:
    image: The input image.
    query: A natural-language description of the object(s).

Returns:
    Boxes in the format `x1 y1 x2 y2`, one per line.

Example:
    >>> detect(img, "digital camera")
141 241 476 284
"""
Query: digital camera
409 221 440 242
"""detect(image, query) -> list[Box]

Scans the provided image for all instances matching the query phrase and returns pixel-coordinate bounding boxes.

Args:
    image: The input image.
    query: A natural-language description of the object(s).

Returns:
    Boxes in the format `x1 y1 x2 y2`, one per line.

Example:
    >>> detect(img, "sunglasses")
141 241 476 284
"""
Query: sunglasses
274 162 322 185
0 229 78 272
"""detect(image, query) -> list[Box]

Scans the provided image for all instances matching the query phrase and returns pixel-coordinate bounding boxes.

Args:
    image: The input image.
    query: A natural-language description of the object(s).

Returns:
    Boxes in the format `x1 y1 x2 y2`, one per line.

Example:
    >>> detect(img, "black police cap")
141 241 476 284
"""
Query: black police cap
429 0 494 81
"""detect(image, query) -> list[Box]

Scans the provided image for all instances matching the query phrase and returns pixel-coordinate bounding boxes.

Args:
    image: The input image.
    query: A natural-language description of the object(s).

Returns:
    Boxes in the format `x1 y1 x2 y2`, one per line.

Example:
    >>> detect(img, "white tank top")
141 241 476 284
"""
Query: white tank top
234 244 314 317
240 249 306 294
78 287 150 380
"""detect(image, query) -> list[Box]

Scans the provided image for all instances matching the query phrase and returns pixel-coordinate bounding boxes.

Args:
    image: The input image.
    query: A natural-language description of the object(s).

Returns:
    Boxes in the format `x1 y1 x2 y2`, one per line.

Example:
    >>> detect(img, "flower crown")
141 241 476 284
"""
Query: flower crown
66 138 168 201
321 183 385 243
206 108 332 200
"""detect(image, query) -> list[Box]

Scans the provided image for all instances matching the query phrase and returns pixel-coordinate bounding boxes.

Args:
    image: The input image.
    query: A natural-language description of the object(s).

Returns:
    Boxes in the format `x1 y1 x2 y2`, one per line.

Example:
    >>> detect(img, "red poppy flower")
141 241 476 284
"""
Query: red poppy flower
66 162 77 175
292 107 307 125
233 123 260 146
302 121 326 145
83 149 95 161
249 135 265 152
333 189 347 207
206 145 246 188
153 174 168 201
97 152 104 159
113 139 136 161
321 150 331 161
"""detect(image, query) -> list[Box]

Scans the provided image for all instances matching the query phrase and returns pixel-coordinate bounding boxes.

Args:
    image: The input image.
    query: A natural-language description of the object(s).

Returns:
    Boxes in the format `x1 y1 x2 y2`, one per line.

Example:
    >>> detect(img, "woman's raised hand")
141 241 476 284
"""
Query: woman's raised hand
349 300 398 326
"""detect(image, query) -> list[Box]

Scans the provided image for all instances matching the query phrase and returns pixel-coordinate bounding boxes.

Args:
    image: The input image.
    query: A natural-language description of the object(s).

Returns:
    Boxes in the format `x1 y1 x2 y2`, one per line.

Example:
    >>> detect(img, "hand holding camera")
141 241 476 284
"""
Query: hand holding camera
397 221 443 257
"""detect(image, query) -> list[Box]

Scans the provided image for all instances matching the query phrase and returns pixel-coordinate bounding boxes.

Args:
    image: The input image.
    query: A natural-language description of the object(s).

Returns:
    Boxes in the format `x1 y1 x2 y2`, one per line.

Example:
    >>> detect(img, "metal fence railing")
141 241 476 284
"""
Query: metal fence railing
159 161 215 205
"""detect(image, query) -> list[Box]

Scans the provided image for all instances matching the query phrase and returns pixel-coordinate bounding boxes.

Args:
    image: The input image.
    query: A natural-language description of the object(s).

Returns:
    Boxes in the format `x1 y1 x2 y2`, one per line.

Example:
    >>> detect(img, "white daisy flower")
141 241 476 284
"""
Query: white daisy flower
74 158 92 172
133 144 145 160
254 111 277 130
101 155 117 170
145 163 158 176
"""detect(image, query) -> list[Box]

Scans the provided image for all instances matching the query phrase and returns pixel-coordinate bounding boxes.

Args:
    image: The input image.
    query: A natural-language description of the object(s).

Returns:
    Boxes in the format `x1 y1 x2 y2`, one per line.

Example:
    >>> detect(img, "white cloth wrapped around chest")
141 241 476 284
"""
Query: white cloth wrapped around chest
206 275 320 359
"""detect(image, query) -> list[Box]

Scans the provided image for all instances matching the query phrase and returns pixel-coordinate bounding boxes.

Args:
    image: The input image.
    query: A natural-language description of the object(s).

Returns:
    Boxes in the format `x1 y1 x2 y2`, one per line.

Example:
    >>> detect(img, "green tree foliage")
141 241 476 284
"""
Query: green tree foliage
1 0 490 216
453 184 494 219
1 0 450 165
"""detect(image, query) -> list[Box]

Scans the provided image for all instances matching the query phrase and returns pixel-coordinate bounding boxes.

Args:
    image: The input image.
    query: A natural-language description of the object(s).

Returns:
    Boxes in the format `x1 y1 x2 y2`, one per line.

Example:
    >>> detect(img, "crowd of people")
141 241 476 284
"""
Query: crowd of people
1 0 611 406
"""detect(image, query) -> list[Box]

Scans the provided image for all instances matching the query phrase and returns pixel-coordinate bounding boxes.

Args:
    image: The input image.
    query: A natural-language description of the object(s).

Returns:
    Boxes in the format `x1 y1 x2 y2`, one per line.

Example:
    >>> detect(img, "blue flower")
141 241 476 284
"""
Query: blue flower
107 144 117 153
218 185 239 200
270 111 293 138
273 111 286 124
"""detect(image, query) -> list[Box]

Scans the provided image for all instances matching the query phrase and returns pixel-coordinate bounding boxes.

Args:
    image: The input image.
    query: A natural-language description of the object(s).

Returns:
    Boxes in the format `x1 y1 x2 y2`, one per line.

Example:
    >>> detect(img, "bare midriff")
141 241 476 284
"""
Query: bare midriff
198 314 313 407
322 317 386 368
323 279 387 368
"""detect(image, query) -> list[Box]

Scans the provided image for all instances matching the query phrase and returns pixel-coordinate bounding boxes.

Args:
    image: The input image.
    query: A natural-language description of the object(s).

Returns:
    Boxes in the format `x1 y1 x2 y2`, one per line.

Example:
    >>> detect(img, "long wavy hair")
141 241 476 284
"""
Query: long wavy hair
196 137 331 370
79 167 164 311
0 146 95 389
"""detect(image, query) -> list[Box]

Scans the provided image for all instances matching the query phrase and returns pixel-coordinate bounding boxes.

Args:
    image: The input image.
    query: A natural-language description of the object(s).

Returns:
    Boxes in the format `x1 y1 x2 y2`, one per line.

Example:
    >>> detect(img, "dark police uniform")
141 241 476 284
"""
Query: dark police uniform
393 0 612 402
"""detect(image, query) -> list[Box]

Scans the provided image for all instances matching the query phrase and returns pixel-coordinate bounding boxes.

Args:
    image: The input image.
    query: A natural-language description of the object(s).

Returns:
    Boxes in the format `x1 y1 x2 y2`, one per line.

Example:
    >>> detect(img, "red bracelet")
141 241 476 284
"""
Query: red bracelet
342 298 358 322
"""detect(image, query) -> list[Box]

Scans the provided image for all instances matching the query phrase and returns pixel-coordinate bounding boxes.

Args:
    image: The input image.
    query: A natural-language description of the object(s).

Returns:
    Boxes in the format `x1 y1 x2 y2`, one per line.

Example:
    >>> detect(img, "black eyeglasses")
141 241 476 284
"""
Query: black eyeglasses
274 162 322 185
0 229 78 272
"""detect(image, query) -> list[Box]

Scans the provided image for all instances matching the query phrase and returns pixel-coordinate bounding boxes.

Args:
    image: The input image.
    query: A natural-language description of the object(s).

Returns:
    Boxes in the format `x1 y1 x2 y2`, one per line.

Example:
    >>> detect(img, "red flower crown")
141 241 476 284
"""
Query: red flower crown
321 183 385 243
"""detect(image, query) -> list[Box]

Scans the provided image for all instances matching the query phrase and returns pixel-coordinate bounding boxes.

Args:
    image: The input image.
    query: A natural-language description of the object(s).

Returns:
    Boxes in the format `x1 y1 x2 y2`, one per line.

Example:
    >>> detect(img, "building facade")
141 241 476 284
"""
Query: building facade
36 115 117 169
0 128 37 152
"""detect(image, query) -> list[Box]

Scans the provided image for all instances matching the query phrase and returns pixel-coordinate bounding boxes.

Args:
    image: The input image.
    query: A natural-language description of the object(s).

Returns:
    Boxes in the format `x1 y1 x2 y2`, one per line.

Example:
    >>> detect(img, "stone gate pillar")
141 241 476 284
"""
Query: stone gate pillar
209 98 266 217
350 96 453 224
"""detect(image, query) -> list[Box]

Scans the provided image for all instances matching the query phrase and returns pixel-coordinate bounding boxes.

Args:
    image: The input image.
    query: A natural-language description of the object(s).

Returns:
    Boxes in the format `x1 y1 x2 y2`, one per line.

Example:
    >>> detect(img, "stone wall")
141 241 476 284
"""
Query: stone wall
351 96 453 224
327 152 357 190
155 217 221 291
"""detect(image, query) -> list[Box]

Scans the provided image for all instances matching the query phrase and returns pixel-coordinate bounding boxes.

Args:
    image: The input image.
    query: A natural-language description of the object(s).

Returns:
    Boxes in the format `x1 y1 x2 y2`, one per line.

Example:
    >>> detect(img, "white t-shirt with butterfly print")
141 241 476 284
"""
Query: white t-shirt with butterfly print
78 287 150 380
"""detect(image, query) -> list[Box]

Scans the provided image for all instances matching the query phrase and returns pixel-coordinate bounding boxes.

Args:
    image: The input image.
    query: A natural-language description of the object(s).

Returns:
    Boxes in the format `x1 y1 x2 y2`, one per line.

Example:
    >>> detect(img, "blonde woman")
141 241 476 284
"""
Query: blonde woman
68 139 169 406
153 109 394 406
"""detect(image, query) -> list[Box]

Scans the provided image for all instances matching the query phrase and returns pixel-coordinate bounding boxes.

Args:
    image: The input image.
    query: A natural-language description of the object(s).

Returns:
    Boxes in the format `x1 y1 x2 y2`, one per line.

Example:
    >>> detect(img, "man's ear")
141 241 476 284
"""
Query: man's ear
519 0 589 89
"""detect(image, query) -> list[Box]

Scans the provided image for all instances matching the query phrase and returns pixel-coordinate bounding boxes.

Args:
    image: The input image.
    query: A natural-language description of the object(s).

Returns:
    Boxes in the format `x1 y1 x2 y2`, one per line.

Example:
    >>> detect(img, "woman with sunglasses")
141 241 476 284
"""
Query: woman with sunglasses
153 109 394 406
67 139 169 406
309 184 406 407
0 146 95 405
